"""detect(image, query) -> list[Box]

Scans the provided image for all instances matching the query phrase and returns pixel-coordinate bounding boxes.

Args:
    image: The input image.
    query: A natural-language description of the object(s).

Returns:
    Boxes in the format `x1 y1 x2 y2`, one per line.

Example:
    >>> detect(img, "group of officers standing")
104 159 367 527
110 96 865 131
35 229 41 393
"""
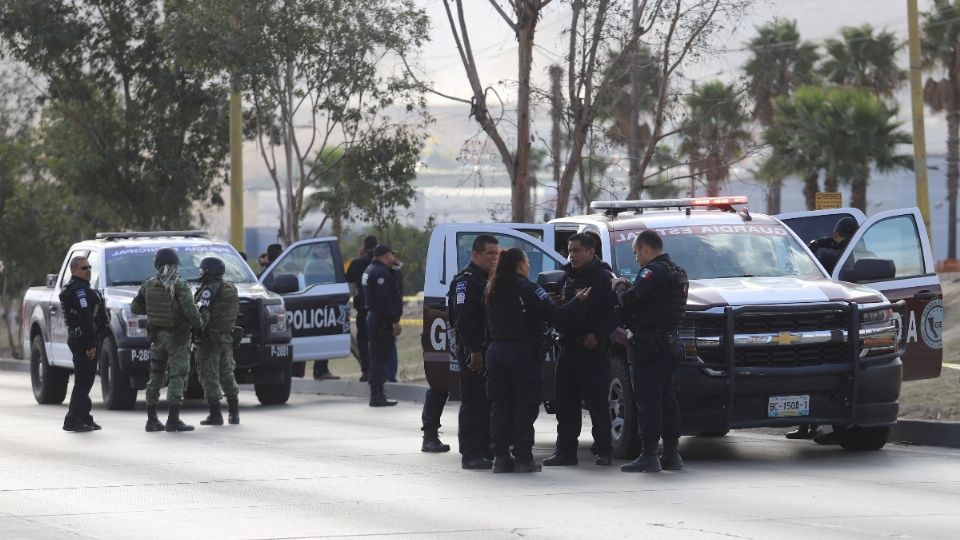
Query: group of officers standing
412 230 689 473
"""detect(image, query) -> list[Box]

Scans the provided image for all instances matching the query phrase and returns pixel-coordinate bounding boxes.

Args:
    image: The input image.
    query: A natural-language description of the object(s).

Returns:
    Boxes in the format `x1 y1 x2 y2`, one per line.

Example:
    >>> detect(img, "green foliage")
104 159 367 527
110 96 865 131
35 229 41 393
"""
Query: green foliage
0 0 230 232
343 218 435 294
679 81 752 197
743 18 819 126
921 0 960 72
819 24 906 99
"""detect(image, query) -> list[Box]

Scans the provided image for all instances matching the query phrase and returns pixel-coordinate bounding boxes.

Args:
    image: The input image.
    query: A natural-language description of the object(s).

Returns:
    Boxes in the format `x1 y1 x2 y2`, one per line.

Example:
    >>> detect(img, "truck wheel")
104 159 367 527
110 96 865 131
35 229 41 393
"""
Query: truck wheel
99 337 137 410
255 366 292 405
30 335 69 404
839 425 890 451
609 353 641 459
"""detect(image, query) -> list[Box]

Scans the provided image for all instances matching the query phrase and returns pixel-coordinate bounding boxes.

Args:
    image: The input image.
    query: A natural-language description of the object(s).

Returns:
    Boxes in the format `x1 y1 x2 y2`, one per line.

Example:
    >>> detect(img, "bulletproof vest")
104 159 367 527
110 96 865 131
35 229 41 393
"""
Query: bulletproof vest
59 281 82 329
486 278 544 342
199 280 239 333
446 268 472 356
629 258 689 333
661 258 689 329
145 278 177 328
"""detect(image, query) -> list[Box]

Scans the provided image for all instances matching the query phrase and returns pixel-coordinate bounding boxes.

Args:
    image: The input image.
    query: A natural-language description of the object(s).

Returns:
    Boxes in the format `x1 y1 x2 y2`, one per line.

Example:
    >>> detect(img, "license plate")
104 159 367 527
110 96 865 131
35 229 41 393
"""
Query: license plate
767 395 810 417
270 344 291 358
131 348 151 363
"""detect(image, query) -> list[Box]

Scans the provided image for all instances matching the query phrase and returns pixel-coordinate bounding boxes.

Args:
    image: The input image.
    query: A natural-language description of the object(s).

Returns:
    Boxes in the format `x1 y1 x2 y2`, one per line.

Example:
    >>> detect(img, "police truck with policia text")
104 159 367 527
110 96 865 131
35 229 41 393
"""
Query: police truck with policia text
421 197 942 455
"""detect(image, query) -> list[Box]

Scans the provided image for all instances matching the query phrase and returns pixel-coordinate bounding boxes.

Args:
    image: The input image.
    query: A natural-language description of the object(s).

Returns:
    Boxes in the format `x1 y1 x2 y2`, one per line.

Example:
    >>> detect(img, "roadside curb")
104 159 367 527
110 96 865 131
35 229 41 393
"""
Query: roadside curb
291 377 428 403
891 419 960 449
0 357 29 373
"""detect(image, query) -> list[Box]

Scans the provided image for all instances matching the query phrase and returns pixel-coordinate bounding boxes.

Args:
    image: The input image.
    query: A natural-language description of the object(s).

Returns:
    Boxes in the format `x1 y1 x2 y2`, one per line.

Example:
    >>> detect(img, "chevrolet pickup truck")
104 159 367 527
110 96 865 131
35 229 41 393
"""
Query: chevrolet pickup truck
22 231 294 408
421 197 942 454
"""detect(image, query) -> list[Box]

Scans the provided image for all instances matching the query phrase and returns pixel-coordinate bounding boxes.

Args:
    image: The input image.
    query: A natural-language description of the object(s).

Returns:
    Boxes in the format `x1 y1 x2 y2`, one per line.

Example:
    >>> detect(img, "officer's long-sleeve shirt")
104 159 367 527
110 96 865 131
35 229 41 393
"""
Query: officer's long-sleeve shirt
363 259 403 326
60 277 106 350
558 259 620 345
452 262 488 355
486 275 581 342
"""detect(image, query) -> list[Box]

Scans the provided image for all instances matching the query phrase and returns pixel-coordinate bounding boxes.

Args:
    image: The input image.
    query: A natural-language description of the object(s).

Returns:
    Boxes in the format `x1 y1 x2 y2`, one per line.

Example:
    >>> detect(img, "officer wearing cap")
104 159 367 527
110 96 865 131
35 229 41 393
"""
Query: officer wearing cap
611 230 689 473
194 256 241 426
362 245 403 407
60 256 108 432
131 248 207 432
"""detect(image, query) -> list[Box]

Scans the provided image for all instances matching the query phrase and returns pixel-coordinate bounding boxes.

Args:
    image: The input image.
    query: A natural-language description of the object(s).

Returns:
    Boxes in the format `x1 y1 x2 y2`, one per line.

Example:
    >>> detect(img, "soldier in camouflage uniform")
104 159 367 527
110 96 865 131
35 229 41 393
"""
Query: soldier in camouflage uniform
194 257 241 426
131 248 207 432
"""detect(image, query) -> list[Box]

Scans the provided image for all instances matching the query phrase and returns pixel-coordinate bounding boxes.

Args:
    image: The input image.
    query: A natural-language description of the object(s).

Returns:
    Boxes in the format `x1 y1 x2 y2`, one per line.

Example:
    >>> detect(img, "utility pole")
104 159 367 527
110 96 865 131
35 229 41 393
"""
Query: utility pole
907 0 932 237
229 88 244 252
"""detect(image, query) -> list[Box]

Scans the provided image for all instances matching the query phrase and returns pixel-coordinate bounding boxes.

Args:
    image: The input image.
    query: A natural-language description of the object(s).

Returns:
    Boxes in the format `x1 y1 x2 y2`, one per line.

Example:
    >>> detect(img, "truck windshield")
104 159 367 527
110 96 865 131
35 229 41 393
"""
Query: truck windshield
104 244 258 286
612 224 822 280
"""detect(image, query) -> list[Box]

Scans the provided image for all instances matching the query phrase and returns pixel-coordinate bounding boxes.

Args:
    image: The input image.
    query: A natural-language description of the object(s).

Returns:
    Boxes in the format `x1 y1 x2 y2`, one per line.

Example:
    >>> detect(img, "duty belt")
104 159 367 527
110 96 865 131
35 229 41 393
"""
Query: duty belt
68 328 85 338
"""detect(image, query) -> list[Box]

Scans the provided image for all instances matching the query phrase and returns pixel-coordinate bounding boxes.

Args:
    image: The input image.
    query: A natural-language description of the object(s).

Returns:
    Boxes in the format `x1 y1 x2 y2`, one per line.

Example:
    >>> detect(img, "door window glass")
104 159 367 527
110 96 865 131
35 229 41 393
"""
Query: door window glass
841 215 925 278
456 232 560 281
263 241 340 292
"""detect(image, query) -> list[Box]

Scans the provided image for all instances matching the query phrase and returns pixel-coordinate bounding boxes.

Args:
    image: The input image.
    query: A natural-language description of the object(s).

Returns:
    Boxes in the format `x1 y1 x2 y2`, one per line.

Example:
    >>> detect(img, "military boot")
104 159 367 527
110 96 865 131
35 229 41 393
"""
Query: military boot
227 396 240 425
369 385 397 407
200 398 223 426
145 405 165 432
421 430 451 452
164 406 195 432
621 454 662 473
660 438 683 471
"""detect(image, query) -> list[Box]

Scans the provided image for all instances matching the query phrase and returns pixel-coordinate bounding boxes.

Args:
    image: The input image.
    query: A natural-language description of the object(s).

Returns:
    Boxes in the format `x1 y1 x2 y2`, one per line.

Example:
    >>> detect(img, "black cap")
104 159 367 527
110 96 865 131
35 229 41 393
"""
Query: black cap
373 244 394 257
362 235 379 251
835 216 859 237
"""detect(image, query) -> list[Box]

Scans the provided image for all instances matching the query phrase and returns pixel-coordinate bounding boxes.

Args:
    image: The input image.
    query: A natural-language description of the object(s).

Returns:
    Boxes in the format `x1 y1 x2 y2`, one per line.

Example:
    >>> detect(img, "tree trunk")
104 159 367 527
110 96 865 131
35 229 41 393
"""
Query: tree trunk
948 109 959 259
851 171 868 212
803 171 819 210
824 171 838 193
627 0 643 198
766 176 783 214
550 65 563 210
512 2 538 223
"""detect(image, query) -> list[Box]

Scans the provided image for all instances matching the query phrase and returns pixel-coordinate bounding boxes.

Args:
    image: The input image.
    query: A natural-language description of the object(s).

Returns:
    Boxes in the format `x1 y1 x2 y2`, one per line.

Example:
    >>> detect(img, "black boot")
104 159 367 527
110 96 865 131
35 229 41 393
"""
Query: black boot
660 438 683 471
164 406 194 432
542 452 578 466
145 405 165 432
200 399 223 426
369 385 397 407
421 431 451 452
227 396 240 425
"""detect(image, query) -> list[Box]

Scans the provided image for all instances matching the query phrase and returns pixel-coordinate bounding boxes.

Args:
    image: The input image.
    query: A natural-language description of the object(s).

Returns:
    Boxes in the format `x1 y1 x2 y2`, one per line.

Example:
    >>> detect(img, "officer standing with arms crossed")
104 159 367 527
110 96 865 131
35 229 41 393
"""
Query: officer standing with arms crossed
611 230 688 473
543 233 619 467
194 257 241 426
484 247 590 473
363 245 402 407
423 234 500 466
131 248 207 432
60 256 108 432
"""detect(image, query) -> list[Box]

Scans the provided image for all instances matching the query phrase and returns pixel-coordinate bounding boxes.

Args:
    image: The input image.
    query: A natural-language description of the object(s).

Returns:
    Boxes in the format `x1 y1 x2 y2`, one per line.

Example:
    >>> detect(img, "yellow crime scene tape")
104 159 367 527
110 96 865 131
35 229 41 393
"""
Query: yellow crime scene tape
399 318 422 327
943 363 960 371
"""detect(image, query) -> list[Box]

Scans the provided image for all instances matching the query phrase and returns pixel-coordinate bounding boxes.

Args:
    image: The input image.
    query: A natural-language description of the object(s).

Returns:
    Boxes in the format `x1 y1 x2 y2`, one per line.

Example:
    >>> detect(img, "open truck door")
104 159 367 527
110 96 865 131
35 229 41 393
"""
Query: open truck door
779 207 942 380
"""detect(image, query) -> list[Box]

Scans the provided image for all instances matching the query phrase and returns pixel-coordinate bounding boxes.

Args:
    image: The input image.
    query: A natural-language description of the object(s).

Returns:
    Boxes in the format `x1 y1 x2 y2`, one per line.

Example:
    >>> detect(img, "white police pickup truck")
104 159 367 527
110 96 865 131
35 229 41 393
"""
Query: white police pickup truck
421 197 942 455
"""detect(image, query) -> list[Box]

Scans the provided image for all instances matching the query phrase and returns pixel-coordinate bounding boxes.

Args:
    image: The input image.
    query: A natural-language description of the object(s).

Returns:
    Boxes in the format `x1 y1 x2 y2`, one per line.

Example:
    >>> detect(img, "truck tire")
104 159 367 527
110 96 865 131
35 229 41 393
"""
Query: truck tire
255 366 292 405
99 337 137 410
30 335 69 405
839 425 890 451
609 352 641 459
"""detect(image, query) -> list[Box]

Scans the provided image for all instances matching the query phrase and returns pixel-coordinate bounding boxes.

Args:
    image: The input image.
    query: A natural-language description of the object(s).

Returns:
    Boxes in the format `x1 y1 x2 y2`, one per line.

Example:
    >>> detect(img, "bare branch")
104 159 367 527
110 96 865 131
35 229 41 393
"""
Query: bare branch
399 52 471 104
488 0 518 33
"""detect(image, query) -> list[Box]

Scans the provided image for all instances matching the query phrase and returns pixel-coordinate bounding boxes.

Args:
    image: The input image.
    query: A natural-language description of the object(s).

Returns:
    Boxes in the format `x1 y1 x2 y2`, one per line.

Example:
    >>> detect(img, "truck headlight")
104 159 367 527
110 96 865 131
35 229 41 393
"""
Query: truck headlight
860 307 897 355
265 303 287 333
121 307 148 337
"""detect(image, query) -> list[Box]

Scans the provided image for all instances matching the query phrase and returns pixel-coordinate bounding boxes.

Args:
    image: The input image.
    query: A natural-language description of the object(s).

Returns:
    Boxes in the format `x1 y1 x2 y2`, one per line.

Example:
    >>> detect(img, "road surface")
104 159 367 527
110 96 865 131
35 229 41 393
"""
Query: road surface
1 370 959 539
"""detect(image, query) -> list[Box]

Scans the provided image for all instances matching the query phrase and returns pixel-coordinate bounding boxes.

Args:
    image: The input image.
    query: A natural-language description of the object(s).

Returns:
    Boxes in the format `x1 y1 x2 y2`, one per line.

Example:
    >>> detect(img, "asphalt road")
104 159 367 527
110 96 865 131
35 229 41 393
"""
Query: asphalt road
1 370 960 540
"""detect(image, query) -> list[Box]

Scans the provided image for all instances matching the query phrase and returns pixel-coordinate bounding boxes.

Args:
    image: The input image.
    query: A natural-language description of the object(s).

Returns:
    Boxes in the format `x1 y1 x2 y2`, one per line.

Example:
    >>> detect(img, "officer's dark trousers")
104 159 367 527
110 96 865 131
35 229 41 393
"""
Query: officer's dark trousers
458 353 492 461
486 340 542 463
65 337 96 424
421 387 448 435
355 307 370 374
631 338 681 455
555 346 612 457
366 313 394 388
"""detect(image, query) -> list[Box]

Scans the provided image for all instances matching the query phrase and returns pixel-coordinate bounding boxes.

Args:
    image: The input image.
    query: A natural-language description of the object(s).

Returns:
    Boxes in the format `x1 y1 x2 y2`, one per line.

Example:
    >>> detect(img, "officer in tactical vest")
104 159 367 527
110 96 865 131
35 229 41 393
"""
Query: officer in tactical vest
611 229 689 473
60 256 108 432
193 257 241 426
131 248 207 432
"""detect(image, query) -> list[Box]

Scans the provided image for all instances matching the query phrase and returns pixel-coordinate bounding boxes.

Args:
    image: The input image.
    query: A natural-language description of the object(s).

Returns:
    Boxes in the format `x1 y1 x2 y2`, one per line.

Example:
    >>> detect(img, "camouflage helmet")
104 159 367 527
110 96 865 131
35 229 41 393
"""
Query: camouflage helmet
153 248 180 268
199 256 226 279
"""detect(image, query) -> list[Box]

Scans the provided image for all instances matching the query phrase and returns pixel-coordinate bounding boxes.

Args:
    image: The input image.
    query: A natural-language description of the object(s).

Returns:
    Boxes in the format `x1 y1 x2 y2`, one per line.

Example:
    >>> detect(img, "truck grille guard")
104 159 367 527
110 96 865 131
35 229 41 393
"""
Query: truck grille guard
676 300 906 429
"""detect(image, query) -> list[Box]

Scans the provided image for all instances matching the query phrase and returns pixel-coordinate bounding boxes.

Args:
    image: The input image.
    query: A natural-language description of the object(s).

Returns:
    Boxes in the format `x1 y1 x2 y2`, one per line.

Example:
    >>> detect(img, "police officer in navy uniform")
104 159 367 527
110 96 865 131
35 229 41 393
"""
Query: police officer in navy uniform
362 245 402 407
345 235 378 382
484 247 590 473
612 230 688 473
543 233 619 467
60 256 108 432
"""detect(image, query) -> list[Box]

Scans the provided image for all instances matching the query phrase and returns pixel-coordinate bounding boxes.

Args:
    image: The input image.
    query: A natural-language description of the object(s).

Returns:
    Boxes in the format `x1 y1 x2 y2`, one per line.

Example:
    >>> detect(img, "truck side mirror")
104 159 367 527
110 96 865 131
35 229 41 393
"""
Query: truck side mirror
536 270 566 294
46 274 58 288
839 258 896 283
266 274 300 295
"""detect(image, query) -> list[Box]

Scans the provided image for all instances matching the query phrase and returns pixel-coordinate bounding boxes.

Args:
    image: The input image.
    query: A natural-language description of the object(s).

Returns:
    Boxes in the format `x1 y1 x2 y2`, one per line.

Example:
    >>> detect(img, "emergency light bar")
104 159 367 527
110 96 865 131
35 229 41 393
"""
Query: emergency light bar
591 196 748 215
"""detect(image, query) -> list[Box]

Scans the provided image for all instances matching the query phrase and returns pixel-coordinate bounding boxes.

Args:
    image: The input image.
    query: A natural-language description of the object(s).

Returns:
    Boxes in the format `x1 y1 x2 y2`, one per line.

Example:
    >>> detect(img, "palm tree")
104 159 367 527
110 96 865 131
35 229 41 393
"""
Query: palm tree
679 81 751 197
820 24 906 100
921 0 960 259
743 18 819 213
765 86 911 211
